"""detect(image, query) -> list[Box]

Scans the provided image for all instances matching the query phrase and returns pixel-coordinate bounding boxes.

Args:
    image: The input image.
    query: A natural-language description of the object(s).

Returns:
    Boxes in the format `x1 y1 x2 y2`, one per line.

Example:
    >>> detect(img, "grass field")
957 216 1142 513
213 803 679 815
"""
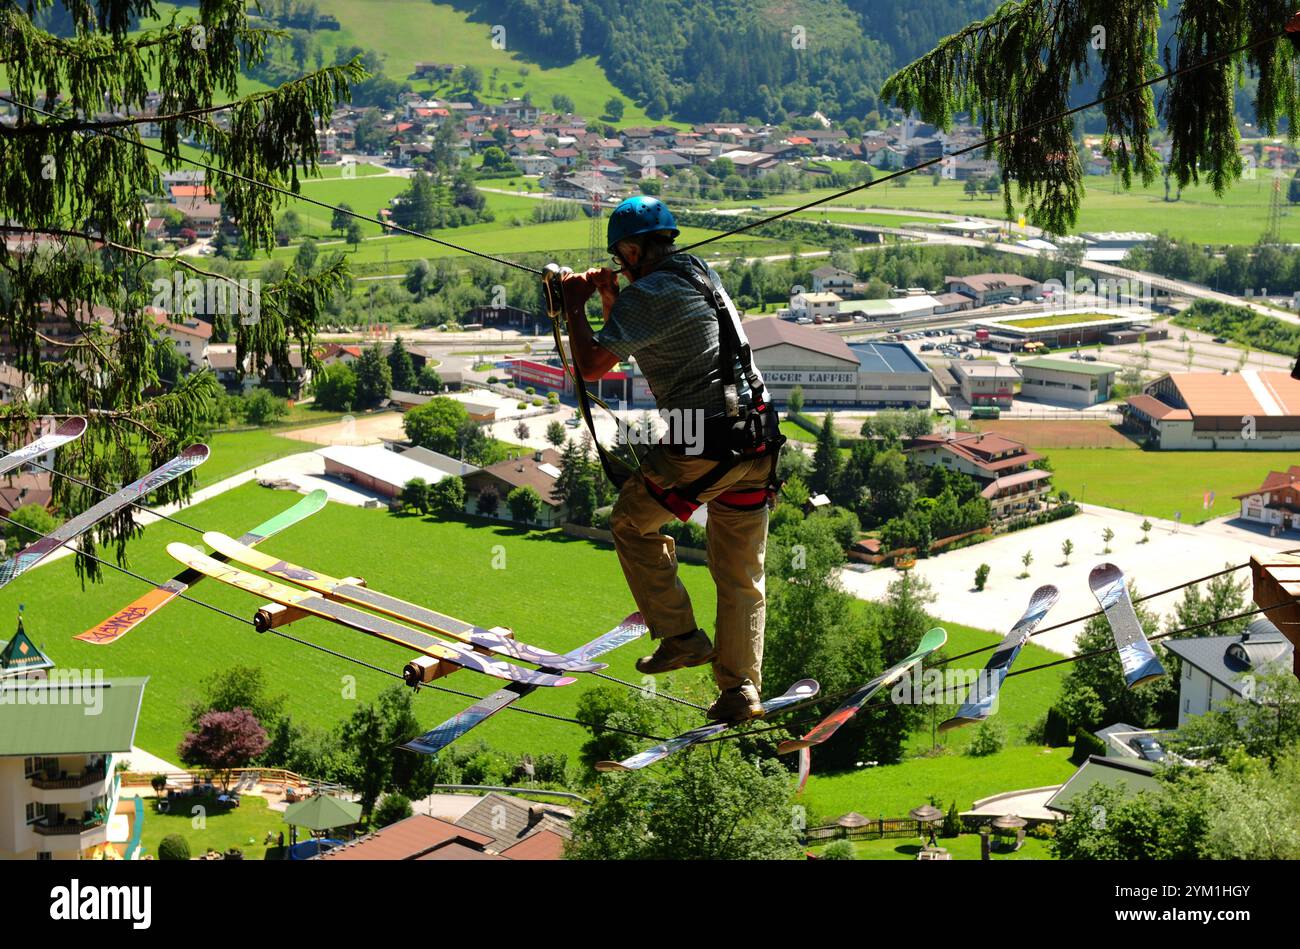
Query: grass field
1046 447 1294 522
193 429 310 488
807 832 1053 860
3 480 1079 825
780 420 817 444
1002 312 1115 329
725 174 1300 246
134 793 283 860
309 0 677 129
971 420 1292 522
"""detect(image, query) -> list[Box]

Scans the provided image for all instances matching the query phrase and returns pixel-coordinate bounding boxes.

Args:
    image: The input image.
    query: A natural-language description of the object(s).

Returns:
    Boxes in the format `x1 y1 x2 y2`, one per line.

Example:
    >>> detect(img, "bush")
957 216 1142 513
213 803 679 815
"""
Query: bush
488 376 499 384
374 793 413 828
1005 503 1078 533
150 774 168 793
158 834 191 861
821 840 855 860
974 563 991 591
517 401 528 409
1070 726 1107 765
1028 822 1056 840
1044 706 1071 747
966 720 1006 757
941 801 962 837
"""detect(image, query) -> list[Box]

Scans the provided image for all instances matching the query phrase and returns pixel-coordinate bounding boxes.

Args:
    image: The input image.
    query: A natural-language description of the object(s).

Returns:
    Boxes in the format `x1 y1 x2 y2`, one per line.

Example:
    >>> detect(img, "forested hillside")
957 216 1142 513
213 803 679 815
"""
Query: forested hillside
458 0 1001 122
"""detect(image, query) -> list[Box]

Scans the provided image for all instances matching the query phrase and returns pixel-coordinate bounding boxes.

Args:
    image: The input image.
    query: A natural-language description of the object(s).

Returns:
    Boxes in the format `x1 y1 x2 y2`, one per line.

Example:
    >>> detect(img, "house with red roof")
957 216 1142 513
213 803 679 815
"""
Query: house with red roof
906 431 1052 520
1235 466 1300 531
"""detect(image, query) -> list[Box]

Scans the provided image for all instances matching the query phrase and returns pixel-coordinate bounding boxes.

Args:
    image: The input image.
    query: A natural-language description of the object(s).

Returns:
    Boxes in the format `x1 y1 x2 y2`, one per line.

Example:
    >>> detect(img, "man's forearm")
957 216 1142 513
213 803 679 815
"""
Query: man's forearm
567 305 601 378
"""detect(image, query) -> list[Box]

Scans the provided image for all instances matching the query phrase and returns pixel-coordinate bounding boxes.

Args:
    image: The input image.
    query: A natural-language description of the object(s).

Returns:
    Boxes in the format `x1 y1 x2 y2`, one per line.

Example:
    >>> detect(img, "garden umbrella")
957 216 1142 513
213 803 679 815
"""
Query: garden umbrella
909 803 944 847
283 794 362 833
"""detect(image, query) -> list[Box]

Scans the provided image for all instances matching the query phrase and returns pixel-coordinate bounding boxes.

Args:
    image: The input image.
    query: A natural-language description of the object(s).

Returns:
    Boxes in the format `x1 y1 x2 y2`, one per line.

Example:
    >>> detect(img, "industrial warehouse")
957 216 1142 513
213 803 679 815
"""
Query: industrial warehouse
504 317 934 408
1122 371 1300 449
743 317 933 407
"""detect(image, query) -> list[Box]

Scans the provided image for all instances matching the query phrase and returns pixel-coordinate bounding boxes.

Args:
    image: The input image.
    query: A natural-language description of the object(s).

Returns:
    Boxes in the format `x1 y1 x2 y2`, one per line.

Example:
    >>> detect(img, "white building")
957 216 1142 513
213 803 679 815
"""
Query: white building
810 266 856 293
1016 357 1119 407
0 673 147 859
1162 618 1293 726
950 361 1021 409
789 291 843 323
1124 371 1300 450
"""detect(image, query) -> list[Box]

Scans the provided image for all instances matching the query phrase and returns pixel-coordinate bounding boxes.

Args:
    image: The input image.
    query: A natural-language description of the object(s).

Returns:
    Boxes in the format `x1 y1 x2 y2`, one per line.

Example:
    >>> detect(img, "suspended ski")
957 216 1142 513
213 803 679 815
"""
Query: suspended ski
402 612 649 755
76 490 328 644
940 585 1059 731
166 543 576 688
0 444 209 590
201 529 604 673
596 679 821 773
1089 562 1166 688
778 628 947 754
0 417 87 479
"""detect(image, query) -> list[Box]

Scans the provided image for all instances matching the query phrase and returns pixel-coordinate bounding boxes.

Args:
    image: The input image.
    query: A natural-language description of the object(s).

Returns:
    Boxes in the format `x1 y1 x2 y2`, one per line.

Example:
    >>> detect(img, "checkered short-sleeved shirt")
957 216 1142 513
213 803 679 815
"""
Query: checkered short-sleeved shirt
596 254 751 415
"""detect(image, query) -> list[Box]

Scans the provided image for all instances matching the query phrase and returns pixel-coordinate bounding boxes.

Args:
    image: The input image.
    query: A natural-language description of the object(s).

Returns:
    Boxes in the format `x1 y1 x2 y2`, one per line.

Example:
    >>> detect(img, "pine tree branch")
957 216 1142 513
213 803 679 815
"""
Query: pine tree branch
0 67 359 137
1 224 251 295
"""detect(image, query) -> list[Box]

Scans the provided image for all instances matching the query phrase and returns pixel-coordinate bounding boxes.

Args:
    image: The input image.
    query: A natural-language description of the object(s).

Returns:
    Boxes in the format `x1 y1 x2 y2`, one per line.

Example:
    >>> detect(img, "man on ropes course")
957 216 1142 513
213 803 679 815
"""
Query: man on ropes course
556 196 785 723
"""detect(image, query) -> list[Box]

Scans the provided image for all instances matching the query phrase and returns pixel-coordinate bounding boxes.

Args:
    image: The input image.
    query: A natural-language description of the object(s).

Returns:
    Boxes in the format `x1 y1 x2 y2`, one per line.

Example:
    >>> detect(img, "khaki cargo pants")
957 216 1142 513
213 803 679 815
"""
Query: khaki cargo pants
608 446 771 692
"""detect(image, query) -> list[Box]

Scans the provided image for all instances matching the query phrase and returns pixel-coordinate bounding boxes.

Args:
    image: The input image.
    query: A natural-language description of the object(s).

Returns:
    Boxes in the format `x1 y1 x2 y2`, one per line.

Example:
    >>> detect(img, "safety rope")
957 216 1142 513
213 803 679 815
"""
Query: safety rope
6 21 1287 280
0 451 210 537
0 509 669 744
0 94 542 275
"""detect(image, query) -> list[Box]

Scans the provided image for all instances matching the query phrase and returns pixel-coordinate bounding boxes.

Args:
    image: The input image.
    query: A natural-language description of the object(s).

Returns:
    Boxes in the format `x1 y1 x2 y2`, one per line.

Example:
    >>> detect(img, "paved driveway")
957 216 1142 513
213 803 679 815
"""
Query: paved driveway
838 504 1293 656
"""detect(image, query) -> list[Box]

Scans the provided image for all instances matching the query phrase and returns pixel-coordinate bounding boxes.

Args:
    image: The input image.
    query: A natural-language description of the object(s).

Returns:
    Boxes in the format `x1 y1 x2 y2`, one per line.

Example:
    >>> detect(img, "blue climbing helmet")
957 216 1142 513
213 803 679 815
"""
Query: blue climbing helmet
606 196 679 252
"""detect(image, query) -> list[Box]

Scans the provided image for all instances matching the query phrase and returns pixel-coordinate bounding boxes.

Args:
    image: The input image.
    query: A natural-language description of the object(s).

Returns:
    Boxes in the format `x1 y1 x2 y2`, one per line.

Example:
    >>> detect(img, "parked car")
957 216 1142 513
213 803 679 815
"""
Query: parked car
1212 336 1227 344
920 343 935 351
1083 354 1098 362
963 353 977 361
1007 296 1022 305
1129 735 1167 763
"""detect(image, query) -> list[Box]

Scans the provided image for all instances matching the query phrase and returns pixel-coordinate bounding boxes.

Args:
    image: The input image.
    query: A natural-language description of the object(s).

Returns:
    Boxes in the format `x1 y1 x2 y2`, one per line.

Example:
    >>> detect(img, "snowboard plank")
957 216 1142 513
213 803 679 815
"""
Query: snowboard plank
596 679 821 772
940 584 1059 731
402 613 649 755
0 444 209 590
76 490 328 644
202 530 604 673
0 417 87 479
1089 562 1166 688
165 543 576 688
778 628 947 754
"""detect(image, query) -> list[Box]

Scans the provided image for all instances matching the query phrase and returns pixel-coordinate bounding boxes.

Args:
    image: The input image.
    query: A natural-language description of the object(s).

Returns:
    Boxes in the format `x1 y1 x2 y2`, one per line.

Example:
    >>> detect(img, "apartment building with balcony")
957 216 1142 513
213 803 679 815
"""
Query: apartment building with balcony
906 431 1052 520
0 676 148 859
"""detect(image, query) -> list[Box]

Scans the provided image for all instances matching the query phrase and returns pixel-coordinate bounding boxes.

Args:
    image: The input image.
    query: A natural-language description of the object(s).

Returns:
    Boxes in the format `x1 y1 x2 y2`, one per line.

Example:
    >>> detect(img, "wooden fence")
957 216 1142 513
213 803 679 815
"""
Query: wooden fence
804 818 937 842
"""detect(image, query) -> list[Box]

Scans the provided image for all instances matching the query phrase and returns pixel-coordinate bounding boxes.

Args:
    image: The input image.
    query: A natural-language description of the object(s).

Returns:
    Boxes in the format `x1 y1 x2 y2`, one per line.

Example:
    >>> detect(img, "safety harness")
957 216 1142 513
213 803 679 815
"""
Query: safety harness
541 255 785 521
638 254 786 520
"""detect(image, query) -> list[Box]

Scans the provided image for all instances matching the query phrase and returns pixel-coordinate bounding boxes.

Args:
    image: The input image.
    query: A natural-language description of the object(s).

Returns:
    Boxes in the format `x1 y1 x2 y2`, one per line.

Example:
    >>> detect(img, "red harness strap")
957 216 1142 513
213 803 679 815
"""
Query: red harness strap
643 477 772 521
712 487 772 511
642 476 701 522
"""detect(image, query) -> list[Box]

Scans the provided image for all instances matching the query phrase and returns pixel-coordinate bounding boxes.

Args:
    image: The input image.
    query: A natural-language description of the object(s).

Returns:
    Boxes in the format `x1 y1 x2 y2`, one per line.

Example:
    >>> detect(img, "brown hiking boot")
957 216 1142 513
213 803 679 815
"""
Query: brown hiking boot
635 628 715 675
706 682 763 723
